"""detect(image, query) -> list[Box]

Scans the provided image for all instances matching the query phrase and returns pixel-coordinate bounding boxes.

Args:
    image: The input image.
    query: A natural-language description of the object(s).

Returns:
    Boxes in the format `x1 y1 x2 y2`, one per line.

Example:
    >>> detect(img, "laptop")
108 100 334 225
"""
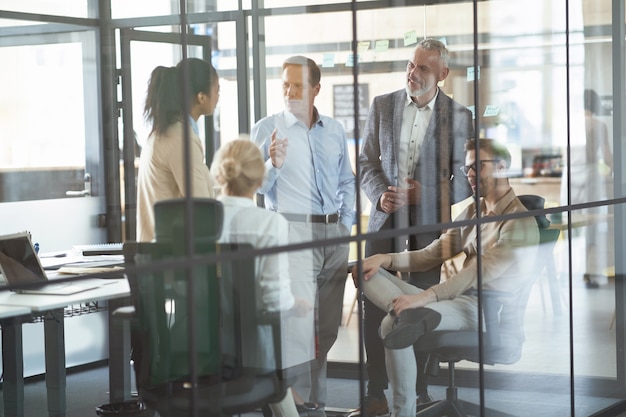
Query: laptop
0 232 111 295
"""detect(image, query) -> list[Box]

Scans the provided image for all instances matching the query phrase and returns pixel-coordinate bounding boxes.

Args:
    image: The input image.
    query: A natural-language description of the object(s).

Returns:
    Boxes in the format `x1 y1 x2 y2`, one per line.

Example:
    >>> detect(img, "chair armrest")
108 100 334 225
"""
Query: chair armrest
112 305 136 320
465 288 516 299
465 288 510 345
258 310 282 325
258 310 290 380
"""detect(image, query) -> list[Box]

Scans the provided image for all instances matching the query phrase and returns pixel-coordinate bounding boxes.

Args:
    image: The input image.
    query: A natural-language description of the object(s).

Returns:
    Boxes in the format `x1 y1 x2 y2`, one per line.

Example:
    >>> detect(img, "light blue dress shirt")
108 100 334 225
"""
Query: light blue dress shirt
251 109 356 231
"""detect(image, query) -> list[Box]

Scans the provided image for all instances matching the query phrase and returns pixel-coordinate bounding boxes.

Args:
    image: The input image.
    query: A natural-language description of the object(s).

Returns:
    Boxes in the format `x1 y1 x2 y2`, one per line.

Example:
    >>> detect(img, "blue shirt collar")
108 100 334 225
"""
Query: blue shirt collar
188 115 199 137
284 107 323 128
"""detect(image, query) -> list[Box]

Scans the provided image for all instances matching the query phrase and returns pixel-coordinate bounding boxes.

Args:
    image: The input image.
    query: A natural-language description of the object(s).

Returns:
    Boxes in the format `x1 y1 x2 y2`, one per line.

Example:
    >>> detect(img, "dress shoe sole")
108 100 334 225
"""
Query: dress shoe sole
299 410 327 417
347 407 389 417
383 320 425 349
383 308 441 349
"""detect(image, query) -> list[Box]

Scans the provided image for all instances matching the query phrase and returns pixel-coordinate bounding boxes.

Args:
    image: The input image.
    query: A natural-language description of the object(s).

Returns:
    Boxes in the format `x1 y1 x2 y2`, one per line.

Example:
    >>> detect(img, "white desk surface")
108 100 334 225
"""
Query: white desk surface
0 304 31 319
0 279 130 311
0 255 131 417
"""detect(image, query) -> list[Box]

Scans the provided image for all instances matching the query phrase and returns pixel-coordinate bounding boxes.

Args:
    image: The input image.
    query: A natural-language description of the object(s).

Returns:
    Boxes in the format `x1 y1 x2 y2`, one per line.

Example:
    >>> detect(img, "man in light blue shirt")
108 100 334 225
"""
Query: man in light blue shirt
252 55 355 415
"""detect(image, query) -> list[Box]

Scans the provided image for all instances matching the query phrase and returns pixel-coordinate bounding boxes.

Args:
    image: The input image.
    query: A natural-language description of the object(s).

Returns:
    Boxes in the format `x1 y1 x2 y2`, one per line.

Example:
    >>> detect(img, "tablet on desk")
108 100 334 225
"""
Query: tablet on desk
0 232 113 295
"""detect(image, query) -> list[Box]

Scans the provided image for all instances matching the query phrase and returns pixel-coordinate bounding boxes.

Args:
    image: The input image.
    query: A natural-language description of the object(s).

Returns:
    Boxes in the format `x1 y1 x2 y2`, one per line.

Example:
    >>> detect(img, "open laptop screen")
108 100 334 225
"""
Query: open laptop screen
0 232 48 287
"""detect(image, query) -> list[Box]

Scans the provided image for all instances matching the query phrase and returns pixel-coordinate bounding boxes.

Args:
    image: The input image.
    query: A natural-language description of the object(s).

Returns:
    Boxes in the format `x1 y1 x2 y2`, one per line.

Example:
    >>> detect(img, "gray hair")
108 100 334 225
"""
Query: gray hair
418 38 450 68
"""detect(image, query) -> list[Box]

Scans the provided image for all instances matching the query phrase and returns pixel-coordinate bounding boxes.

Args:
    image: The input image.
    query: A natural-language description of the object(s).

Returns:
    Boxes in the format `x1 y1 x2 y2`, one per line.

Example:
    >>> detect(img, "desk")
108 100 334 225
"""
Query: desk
0 305 33 417
510 177 561 207
0 279 131 417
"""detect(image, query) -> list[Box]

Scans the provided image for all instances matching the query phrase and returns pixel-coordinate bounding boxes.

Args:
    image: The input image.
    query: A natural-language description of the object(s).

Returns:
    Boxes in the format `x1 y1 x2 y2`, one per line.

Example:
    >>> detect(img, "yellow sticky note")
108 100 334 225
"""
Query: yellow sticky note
375 40 389 52
357 41 371 53
403 31 418 46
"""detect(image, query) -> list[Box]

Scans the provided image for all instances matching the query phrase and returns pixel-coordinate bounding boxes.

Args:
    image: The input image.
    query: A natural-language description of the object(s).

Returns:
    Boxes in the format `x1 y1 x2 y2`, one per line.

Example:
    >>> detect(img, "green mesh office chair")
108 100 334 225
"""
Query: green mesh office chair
413 195 561 417
124 198 288 417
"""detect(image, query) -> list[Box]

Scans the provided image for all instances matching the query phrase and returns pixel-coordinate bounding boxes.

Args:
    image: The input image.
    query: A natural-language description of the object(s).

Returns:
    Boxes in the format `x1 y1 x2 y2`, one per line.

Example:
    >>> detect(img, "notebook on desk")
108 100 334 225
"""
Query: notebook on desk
0 232 110 295
73 242 124 256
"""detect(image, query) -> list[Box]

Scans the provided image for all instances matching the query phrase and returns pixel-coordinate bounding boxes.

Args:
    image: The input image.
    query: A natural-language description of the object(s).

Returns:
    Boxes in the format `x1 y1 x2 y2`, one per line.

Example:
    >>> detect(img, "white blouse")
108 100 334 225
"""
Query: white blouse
218 195 295 311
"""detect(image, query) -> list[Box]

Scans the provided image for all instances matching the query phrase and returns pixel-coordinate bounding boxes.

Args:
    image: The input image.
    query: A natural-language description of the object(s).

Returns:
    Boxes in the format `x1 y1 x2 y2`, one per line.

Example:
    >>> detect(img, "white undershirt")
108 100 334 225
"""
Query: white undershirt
397 89 438 184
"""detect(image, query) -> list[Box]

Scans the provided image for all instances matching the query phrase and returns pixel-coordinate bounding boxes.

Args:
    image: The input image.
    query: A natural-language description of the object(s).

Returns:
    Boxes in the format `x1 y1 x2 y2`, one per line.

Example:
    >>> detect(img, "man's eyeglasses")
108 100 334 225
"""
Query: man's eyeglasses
459 160 500 176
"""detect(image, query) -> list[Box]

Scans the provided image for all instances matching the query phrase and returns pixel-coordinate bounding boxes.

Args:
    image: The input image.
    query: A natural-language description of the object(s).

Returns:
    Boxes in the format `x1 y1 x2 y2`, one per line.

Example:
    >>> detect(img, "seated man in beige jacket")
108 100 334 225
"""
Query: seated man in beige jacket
352 138 540 417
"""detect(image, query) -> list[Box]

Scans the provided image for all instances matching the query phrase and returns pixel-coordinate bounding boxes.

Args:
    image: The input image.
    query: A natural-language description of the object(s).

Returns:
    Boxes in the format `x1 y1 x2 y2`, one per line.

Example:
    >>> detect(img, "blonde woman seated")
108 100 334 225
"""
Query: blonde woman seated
211 139 312 417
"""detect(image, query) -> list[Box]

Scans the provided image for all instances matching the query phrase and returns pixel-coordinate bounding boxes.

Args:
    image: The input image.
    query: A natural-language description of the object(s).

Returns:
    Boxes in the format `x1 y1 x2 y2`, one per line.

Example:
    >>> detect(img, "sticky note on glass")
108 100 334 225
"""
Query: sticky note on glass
346 53 359 67
375 40 389 52
322 53 335 68
357 41 371 53
483 105 500 117
467 66 480 81
403 31 418 46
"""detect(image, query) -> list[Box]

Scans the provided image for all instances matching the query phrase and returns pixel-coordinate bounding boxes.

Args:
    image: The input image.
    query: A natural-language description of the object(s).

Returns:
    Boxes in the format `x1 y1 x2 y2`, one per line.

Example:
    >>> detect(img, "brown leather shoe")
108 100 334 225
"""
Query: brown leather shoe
347 395 389 417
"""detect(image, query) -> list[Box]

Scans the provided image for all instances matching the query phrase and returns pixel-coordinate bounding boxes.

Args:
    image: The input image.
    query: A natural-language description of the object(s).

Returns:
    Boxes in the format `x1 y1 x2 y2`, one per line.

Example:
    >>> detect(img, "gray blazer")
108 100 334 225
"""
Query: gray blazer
359 88 473 234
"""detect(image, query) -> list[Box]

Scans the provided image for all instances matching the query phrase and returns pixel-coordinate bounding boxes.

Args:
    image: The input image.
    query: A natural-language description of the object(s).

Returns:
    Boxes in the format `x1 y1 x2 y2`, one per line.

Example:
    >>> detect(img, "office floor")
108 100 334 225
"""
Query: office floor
6 272 621 417
3 235 623 416
5 363 624 417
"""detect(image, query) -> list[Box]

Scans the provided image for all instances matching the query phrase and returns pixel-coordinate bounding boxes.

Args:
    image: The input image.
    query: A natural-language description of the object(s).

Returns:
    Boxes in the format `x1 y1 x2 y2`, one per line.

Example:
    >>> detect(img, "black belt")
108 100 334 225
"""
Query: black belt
280 212 339 224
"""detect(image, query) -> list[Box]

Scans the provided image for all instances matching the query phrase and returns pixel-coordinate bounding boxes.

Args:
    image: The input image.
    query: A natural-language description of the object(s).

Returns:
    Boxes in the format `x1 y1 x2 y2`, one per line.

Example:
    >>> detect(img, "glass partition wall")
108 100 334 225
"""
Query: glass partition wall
0 13 107 249
1 0 625 415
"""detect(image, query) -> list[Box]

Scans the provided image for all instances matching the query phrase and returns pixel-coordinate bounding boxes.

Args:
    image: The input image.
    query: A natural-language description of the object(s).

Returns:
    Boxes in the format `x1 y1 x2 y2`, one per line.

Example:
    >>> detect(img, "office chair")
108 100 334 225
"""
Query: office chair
123 198 289 417
413 195 560 417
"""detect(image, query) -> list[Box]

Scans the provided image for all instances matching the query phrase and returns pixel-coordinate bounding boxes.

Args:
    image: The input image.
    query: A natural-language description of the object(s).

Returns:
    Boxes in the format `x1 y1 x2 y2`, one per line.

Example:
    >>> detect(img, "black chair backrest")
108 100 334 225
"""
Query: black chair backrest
485 194 559 362
418 194 561 372
154 198 224 247
428 194 559 365
127 198 228 387
123 198 291 416
517 194 550 229
135 240 221 385
219 243 280 376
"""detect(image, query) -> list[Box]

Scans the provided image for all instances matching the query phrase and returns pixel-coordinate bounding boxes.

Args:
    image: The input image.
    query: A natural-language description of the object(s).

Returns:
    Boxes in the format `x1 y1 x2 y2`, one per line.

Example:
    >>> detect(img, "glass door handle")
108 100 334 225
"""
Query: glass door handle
66 173 92 197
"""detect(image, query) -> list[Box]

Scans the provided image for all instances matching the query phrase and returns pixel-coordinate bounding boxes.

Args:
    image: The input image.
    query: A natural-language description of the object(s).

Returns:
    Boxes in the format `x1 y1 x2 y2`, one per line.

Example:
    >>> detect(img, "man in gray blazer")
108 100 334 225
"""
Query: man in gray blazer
352 38 473 416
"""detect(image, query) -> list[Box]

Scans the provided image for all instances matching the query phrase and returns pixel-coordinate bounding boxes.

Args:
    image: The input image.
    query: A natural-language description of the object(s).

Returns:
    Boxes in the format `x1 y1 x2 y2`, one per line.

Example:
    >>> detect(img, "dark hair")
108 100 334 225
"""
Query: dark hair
144 58 218 134
282 55 321 87
464 138 511 168
584 89 602 115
